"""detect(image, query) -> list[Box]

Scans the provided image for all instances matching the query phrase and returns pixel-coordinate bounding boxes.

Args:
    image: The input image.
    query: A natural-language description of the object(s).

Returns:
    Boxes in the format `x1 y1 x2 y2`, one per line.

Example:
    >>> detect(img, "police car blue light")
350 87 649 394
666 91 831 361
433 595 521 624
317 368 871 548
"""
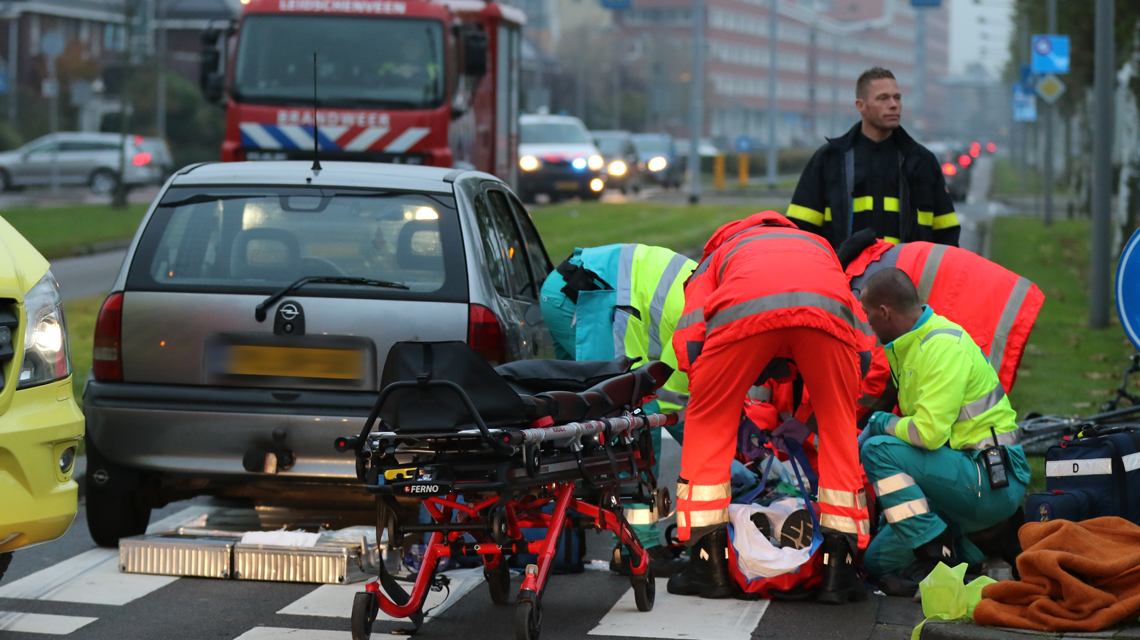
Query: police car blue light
571 157 587 170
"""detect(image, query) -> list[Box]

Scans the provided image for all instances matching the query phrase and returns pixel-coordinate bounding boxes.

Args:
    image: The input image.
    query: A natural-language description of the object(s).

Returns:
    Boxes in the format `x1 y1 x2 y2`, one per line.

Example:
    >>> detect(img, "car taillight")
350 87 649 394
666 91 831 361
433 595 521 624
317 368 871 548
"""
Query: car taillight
942 163 957 176
133 152 151 167
92 293 123 381
468 304 507 365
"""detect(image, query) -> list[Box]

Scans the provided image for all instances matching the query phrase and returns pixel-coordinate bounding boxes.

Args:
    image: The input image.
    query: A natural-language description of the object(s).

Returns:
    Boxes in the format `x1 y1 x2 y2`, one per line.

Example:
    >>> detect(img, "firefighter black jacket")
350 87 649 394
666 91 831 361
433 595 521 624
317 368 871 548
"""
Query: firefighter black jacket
788 122 960 248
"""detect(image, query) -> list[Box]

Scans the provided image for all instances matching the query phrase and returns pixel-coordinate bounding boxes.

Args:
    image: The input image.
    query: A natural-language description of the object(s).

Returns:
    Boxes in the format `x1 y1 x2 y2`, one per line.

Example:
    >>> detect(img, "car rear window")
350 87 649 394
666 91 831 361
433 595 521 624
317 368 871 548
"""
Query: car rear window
126 186 467 302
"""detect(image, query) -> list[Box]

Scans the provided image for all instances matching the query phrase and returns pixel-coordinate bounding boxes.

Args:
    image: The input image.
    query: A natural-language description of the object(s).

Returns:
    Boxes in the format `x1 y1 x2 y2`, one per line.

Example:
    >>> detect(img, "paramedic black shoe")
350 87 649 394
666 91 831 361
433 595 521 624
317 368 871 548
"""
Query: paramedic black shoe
666 528 735 599
610 545 689 578
966 507 1024 579
817 533 866 604
878 529 954 598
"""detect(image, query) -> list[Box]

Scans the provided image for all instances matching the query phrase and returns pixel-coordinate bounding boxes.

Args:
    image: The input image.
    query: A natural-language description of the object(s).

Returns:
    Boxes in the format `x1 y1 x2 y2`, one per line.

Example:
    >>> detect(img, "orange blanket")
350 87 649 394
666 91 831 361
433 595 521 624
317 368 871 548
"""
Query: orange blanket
974 517 1140 632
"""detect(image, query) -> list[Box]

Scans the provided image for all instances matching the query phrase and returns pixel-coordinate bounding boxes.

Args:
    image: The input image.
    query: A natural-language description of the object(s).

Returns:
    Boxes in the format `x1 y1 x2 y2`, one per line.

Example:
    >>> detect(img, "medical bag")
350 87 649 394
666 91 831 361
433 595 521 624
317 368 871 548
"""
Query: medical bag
510 513 588 574
1032 428 1140 524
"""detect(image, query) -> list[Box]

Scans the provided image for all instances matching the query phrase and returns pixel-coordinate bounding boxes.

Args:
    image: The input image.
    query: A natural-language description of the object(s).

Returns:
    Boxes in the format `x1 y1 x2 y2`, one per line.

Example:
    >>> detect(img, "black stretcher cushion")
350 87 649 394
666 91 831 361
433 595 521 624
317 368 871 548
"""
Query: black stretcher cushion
494 356 636 394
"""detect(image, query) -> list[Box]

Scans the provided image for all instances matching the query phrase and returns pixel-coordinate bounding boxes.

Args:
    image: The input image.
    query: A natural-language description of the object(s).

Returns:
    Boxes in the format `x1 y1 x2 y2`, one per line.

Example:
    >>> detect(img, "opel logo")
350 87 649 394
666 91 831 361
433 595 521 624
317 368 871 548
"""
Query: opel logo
279 303 300 320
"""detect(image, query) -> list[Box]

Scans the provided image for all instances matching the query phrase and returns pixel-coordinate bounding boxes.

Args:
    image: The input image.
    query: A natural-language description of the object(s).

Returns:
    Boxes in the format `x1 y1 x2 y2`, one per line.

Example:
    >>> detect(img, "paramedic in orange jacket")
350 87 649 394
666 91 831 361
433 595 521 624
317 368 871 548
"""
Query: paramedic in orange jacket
666 211 870 604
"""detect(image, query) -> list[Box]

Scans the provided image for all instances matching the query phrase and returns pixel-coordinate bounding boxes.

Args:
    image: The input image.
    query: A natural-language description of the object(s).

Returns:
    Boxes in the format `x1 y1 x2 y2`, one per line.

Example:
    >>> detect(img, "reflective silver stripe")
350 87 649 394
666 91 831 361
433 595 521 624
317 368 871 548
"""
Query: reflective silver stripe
679 482 732 502
919 328 962 347
746 385 772 402
873 473 917 497
883 498 930 523
612 244 638 357
989 277 1033 377
705 291 857 334
885 416 931 449
678 508 729 528
624 506 659 525
849 245 902 299
656 388 690 407
857 392 880 408
647 253 690 360
718 232 832 282
818 487 867 510
884 415 901 437
959 429 1021 450
958 385 1007 422
1126 452 1140 473
677 308 704 330
820 513 870 535
917 244 948 304
1046 458 1113 477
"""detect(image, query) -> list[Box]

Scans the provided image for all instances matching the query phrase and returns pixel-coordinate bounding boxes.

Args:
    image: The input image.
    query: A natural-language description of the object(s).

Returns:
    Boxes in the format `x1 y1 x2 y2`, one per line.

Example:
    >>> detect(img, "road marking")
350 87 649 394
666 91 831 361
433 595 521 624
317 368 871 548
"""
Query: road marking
588 579 768 640
0 548 177 606
278 568 484 622
0 611 98 635
146 505 217 532
234 628 373 640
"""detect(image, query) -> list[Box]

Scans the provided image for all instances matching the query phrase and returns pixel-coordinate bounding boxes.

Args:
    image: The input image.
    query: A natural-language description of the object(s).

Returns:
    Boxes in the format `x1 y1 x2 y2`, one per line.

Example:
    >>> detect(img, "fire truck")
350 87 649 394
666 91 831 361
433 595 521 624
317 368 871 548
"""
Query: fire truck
199 0 524 186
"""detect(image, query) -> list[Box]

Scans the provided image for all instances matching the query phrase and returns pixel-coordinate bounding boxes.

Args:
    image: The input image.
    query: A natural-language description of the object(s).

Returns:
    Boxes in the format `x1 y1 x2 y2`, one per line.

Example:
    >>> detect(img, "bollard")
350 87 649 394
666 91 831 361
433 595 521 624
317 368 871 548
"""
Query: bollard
738 154 748 187
714 154 725 190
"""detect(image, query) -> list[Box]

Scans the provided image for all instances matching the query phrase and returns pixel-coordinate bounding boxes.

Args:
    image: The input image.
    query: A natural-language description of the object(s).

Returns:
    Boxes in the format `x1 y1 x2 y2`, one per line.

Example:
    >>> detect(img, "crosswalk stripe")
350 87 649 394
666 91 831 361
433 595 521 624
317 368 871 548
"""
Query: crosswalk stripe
278 567 485 622
0 611 98 635
234 628 376 640
588 579 769 640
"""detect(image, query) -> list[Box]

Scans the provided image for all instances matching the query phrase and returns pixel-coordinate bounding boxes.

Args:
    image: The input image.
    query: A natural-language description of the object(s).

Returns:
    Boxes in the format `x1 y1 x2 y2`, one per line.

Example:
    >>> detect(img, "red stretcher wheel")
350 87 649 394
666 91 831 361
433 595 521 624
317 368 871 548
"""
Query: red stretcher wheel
515 598 542 640
485 560 512 605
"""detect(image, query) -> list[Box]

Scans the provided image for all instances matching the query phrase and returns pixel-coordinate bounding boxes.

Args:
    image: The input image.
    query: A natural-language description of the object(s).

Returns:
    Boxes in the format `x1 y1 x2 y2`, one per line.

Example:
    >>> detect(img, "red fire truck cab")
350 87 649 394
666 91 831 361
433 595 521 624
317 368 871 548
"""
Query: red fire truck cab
200 0 524 187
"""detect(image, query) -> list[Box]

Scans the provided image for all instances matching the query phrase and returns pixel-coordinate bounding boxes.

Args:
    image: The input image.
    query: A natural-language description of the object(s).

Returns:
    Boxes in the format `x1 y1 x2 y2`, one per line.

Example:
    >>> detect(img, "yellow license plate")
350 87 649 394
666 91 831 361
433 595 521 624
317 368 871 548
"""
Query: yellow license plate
226 345 365 380
555 181 580 191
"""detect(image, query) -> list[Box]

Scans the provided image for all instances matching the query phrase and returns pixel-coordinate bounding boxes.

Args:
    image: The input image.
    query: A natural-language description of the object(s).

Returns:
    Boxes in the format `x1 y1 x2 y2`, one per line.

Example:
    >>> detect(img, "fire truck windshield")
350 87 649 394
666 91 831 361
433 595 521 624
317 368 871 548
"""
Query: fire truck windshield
234 15 445 109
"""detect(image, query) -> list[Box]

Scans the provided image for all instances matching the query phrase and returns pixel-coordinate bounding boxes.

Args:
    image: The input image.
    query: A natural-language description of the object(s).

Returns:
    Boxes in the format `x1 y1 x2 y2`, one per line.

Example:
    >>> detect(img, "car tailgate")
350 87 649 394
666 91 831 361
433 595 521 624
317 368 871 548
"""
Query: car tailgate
119 291 468 390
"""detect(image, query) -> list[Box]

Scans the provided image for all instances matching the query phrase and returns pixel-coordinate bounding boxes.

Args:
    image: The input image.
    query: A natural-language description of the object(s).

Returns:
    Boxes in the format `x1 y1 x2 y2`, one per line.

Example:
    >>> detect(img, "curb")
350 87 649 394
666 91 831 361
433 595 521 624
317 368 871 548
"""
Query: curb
920 621 1140 639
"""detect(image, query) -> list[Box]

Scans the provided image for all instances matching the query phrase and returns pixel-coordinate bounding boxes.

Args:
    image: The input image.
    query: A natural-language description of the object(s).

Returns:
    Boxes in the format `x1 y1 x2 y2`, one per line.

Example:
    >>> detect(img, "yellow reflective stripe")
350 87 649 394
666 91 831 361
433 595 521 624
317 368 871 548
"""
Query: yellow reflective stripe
884 197 900 212
624 506 659 525
883 236 901 245
917 210 934 226
853 196 873 212
787 204 825 226
933 212 960 230
872 473 916 497
824 207 832 222
818 487 867 510
883 498 930 523
820 513 871 535
677 508 729 528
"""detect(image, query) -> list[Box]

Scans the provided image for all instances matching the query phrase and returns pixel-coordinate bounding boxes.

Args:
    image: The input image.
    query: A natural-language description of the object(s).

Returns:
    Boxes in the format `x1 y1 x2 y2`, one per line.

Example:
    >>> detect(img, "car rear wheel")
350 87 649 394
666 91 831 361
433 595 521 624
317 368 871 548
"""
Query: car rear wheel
0 168 11 191
89 169 119 196
86 482 151 547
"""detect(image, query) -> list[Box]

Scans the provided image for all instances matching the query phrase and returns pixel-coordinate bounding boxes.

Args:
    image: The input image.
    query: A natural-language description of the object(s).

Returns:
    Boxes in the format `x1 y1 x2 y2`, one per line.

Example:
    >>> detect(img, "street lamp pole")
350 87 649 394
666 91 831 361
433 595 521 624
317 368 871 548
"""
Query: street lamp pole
1043 0 1056 226
766 0 777 190
687 0 705 204
1089 0 1114 328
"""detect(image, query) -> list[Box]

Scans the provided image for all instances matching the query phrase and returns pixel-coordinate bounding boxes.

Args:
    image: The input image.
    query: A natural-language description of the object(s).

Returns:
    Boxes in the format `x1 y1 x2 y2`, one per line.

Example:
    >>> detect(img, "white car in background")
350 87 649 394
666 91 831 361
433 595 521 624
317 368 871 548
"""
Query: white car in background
517 114 605 203
0 132 173 194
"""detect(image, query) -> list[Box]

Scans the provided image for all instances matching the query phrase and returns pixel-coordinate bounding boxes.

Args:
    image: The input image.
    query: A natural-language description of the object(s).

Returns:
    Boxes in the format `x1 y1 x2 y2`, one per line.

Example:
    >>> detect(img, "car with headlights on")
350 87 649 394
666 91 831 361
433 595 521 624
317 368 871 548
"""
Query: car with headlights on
631 133 681 188
0 223 84 582
592 130 643 194
517 114 605 203
82 161 556 546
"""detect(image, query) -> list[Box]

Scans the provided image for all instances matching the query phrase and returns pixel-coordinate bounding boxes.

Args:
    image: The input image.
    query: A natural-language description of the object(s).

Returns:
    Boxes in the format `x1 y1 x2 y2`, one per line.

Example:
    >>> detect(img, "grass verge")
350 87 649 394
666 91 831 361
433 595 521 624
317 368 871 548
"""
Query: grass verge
65 295 101 406
1 203 147 260
529 200 788 259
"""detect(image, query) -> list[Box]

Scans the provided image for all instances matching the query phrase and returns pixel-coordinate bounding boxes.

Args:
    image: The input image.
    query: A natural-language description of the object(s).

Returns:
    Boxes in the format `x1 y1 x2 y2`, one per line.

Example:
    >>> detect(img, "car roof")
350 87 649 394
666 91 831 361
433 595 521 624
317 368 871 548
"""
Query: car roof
519 115 586 126
592 130 631 139
170 161 464 194
632 133 671 140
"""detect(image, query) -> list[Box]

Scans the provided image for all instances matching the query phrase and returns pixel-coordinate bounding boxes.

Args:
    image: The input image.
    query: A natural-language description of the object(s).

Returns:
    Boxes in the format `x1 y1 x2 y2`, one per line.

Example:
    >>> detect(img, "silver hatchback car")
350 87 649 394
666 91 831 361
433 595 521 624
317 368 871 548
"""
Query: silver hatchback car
83 161 555 546
0 132 173 194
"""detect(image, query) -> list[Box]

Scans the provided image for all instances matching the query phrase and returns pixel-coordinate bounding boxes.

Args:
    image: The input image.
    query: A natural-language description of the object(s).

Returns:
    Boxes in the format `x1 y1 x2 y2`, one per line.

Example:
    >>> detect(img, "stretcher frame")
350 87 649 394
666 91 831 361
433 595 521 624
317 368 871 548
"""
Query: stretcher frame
336 373 676 640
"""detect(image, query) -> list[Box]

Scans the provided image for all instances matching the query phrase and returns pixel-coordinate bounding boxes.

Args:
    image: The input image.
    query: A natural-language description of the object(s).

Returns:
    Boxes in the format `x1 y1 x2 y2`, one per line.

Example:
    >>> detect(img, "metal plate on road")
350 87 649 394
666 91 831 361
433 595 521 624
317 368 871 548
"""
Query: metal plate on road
1116 227 1140 350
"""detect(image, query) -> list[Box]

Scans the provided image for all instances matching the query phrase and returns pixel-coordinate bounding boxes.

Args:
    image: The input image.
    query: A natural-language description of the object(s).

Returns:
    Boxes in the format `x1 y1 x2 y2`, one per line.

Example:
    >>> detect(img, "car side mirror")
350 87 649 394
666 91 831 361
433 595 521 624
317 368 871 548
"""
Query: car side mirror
463 31 488 77
200 30 223 103
203 73 224 104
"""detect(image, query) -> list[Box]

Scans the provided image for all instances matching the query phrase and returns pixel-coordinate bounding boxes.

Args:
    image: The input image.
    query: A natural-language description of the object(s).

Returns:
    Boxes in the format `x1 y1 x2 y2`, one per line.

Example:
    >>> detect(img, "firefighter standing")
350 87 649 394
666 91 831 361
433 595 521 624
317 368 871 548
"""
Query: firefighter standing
668 212 870 603
788 67 960 248
857 268 1030 597
540 243 694 577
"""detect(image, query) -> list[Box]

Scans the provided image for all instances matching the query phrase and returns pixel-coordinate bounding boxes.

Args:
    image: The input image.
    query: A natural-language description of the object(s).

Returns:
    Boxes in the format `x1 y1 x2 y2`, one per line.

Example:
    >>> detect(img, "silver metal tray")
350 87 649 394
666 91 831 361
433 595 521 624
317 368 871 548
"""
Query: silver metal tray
119 529 239 579
233 542 368 584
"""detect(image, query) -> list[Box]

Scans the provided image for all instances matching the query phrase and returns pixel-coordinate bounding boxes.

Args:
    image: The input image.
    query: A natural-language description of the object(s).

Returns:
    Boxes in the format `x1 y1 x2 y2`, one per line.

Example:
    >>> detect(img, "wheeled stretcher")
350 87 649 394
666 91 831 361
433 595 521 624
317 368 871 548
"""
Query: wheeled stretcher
334 341 677 640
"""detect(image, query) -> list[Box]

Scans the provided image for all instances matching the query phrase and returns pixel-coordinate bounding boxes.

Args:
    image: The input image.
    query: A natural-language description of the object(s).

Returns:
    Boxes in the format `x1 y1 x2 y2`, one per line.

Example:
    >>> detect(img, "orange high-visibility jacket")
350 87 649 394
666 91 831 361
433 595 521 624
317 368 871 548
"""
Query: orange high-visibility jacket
847 240 1045 415
674 212 865 376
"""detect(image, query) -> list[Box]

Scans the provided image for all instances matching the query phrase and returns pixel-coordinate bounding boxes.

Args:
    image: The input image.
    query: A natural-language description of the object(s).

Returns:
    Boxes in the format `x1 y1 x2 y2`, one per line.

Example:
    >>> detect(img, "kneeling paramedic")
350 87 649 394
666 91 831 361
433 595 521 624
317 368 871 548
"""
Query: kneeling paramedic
858 268 1030 597
669 211 870 603
541 243 694 577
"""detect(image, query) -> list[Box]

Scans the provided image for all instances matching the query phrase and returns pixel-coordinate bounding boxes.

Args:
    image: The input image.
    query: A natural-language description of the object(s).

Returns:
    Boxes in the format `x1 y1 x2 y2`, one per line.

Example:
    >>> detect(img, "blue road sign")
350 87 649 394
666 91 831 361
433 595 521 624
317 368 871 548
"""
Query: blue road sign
1013 84 1037 122
1117 227 1140 350
1031 35 1070 74
734 135 753 153
1019 64 1041 92
910 0 942 6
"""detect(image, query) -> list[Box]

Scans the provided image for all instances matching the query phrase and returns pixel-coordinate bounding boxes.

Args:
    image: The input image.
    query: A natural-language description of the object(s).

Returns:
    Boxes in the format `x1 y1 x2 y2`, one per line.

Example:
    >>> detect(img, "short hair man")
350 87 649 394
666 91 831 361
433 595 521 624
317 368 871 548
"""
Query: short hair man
787 67 960 248
857 268 1029 597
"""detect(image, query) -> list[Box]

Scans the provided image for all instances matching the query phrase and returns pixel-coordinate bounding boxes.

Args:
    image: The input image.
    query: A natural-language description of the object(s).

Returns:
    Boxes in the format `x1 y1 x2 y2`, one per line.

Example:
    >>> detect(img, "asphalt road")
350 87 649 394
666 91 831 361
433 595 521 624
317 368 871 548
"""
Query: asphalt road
0 433 923 640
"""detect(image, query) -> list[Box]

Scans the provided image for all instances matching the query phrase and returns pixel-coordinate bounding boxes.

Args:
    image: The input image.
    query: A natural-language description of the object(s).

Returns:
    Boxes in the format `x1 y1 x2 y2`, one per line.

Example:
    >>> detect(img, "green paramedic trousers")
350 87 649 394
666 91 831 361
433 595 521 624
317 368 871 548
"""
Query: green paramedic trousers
860 436 1029 578
622 418 686 550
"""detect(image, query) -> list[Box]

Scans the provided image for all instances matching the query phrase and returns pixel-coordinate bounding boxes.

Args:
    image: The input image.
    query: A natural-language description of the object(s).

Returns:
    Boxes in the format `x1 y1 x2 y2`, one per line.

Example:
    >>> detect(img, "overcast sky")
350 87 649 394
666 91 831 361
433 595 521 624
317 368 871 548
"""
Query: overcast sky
947 0 1014 78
